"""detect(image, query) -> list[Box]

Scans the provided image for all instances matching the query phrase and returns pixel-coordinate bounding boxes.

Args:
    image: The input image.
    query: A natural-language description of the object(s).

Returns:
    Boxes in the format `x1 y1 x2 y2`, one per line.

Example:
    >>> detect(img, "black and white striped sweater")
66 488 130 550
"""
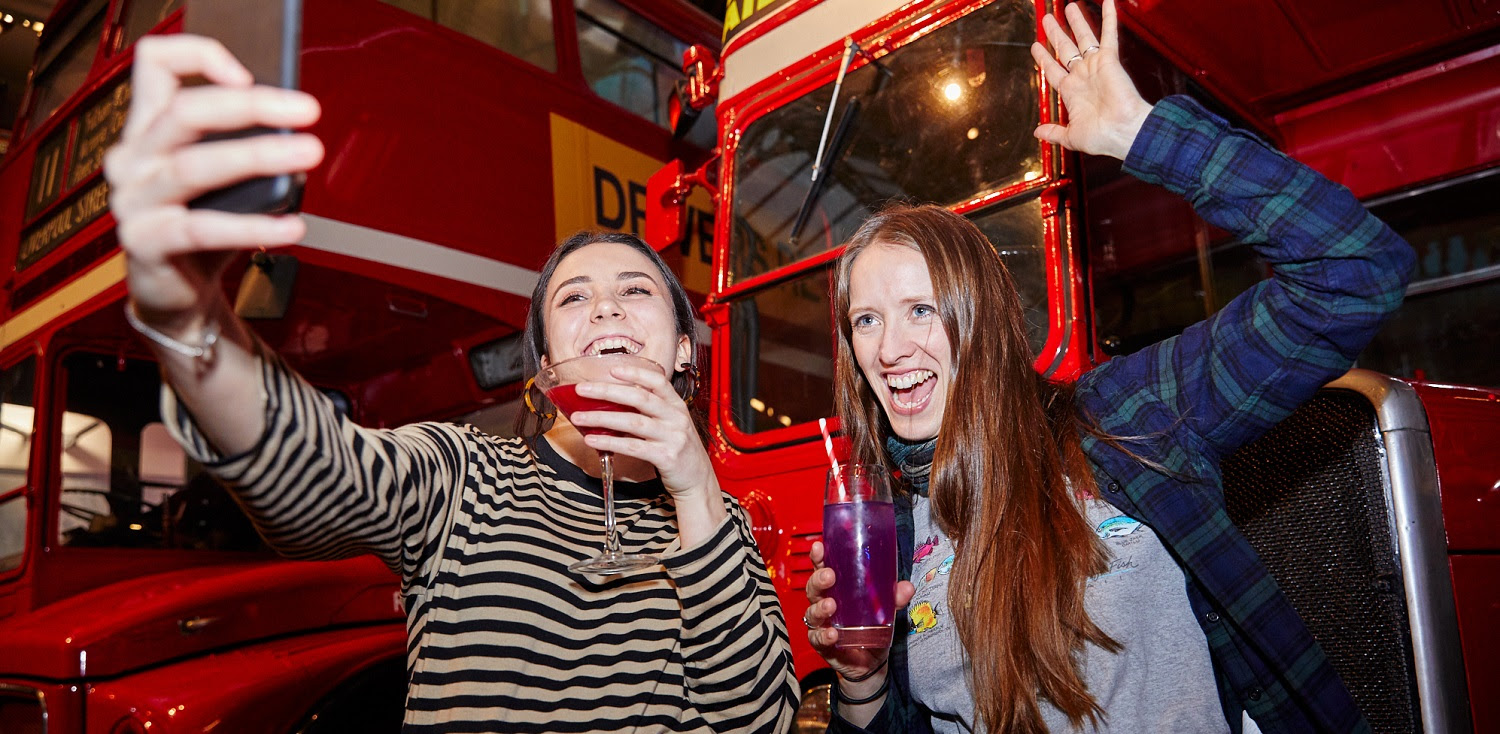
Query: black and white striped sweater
164 354 798 733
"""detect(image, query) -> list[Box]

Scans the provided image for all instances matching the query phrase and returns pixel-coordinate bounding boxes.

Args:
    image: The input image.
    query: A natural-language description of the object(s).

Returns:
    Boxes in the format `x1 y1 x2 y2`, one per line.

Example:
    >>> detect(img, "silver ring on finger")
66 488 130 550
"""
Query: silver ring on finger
1083 44 1101 55
1065 53 1084 70
803 610 816 627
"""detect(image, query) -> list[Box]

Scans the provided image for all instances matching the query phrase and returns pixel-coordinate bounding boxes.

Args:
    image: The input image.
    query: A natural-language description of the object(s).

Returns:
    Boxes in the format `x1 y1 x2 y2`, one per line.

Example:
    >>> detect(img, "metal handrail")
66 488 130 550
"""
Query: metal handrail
1325 369 1472 734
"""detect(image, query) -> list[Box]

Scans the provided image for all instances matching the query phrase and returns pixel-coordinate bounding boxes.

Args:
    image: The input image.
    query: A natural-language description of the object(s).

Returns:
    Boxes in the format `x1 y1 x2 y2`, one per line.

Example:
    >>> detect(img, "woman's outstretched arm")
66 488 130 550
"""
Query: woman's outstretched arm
107 35 466 584
105 34 322 453
1034 1 1413 455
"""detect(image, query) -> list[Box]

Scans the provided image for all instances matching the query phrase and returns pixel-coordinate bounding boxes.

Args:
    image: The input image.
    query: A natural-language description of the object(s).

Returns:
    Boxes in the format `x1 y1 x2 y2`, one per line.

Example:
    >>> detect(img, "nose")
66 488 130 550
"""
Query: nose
877 321 914 365
591 291 623 321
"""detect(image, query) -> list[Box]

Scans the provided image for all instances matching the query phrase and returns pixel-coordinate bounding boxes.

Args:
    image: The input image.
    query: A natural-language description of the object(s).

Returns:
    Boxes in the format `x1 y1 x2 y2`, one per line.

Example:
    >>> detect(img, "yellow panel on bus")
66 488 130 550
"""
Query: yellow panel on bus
548 114 714 298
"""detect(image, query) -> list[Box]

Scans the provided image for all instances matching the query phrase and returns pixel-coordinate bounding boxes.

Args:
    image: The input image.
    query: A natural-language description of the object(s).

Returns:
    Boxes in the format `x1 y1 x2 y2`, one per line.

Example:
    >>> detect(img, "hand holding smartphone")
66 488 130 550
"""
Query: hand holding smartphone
184 0 305 214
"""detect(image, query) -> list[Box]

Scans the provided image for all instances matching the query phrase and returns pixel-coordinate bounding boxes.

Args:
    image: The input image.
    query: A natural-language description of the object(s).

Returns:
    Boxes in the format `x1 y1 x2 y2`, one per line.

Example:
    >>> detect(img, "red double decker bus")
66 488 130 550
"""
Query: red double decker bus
650 0 1500 730
0 0 720 730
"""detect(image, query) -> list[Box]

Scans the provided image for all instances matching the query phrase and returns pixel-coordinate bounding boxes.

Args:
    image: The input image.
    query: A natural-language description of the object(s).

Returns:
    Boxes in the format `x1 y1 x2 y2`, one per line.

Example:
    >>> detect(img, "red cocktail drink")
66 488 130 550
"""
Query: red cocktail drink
544 384 633 438
533 353 665 575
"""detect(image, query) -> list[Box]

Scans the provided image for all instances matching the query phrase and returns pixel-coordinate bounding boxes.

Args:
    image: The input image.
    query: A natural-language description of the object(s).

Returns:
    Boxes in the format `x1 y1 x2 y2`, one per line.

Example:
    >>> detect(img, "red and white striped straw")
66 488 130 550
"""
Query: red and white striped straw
819 418 846 500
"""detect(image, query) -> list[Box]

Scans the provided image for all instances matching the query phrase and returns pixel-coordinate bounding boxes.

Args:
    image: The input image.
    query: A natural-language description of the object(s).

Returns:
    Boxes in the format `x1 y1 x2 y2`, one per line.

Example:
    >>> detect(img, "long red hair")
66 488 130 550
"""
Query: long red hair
833 204 1117 733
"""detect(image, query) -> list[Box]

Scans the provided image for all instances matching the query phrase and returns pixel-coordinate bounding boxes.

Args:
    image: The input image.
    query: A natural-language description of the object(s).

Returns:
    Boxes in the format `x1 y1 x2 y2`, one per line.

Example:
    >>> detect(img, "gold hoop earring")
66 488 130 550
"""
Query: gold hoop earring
523 377 555 419
677 363 700 405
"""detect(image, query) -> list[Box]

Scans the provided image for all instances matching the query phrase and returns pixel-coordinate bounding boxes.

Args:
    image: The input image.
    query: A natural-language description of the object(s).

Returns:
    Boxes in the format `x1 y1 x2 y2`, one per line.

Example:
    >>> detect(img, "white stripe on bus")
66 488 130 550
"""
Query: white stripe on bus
300 214 540 297
0 217 711 352
718 0 910 103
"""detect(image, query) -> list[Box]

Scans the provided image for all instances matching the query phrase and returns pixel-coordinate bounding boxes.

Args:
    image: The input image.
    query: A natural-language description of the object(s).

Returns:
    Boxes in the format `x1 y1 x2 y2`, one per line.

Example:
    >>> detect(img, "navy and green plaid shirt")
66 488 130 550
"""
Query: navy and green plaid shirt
832 96 1413 733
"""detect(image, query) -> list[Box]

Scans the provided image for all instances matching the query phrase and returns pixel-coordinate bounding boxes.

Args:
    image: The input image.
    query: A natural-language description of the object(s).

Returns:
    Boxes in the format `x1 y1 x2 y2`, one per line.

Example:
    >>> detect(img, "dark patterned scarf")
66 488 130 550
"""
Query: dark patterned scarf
885 435 936 497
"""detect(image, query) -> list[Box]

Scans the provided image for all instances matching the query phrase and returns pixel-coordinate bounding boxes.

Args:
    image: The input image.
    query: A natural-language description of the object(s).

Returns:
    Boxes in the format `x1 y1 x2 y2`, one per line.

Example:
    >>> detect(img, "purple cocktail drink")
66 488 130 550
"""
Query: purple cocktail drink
822 465 898 649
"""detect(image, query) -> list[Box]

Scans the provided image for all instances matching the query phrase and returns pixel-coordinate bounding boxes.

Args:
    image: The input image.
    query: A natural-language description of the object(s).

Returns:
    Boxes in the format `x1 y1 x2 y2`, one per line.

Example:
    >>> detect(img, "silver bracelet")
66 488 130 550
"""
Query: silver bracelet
124 301 220 362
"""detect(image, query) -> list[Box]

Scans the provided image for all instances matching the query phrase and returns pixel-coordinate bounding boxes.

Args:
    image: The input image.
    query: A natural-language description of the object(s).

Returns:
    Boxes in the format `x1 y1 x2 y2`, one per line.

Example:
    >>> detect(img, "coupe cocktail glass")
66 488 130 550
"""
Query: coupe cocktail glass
536 353 663 575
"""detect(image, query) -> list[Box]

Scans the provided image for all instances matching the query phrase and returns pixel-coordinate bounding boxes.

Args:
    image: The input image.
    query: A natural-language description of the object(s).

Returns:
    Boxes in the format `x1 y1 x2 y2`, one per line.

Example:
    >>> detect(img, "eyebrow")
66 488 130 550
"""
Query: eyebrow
553 271 661 292
848 295 931 315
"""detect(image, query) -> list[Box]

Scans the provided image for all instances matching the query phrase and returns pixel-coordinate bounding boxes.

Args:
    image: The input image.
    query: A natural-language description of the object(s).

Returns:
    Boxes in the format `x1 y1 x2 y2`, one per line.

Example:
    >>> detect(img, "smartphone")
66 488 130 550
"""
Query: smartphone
184 0 305 214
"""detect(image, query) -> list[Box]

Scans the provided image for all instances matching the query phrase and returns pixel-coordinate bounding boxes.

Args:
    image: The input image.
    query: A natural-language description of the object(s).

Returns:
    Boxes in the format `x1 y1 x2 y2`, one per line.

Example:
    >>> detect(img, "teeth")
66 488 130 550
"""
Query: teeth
885 370 935 390
587 337 641 356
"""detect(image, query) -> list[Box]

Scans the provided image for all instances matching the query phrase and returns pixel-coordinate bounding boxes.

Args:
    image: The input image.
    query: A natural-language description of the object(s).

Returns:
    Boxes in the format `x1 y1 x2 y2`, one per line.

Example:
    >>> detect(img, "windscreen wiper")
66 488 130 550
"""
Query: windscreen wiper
788 97 861 252
787 39 890 252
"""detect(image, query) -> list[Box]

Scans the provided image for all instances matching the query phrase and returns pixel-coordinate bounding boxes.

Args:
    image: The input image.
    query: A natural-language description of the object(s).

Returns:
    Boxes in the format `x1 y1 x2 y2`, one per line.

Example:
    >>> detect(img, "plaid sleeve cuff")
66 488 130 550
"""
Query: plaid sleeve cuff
1123 95 1228 195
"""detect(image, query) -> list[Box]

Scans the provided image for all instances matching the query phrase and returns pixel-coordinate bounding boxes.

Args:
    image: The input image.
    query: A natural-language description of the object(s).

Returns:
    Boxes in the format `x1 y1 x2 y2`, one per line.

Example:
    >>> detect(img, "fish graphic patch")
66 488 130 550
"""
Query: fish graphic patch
922 555 955 583
914 535 940 564
909 601 939 634
1096 515 1143 539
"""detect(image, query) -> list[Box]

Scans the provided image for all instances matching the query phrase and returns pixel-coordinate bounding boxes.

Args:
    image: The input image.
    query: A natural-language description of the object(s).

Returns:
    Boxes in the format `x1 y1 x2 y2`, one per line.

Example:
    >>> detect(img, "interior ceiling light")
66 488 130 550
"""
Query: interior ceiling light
0 6 44 35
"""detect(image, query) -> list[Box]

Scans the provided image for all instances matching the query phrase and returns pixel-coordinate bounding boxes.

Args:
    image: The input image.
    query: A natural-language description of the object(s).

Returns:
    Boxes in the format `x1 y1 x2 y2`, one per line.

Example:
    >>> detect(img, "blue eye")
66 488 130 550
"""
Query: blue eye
913 304 936 318
852 313 877 328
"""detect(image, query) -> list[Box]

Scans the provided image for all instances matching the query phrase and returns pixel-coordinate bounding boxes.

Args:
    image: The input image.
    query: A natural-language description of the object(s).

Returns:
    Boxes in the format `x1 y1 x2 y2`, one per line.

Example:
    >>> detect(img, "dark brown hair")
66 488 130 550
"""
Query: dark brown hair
514 231 700 441
833 204 1116 733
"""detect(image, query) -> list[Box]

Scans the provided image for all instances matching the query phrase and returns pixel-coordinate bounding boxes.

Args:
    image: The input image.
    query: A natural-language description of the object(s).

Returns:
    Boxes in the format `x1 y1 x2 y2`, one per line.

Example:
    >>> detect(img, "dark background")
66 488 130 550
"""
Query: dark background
689 0 725 19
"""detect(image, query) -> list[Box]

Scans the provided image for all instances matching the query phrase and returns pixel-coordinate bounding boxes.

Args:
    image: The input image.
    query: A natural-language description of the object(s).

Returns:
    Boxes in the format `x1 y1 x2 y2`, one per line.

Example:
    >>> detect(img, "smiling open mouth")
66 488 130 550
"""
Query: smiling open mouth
586 337 643 356
885 369 936 410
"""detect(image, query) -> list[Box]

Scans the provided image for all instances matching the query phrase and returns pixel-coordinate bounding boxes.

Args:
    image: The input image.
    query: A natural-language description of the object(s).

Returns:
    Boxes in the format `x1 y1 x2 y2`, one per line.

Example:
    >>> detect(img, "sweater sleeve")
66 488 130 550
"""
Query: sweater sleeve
660 497 799 733
162 351 468 587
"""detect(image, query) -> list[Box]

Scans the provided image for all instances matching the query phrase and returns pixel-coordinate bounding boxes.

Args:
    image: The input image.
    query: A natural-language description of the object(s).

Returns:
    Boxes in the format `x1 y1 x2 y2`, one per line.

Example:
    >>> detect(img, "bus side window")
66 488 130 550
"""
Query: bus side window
381 0 558 72
0 493 24 573
139 422 186 508
25 0 108 132
120 0 185 51
57 410 114 542
575 0 685 129
1084 151 1268 359
1359 170 1500 387
0 358 37 574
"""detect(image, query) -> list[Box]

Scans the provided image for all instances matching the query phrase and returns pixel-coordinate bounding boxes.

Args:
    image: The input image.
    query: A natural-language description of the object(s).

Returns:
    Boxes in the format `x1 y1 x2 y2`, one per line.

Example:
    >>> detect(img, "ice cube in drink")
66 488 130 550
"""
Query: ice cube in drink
822 499 897 648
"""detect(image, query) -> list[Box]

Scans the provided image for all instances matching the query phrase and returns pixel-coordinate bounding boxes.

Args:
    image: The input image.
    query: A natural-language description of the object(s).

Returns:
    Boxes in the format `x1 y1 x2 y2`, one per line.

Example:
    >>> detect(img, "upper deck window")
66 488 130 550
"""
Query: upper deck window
575 0 686 129
381 0 557 71
121 0 184 51
727 0 1040 285
25 0 107 132
1358 169 1500 387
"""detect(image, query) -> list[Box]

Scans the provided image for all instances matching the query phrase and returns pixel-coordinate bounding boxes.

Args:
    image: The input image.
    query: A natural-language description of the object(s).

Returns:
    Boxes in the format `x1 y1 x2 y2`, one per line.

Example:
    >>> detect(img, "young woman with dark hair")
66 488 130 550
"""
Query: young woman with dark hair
512 229 703 439
102 34 797 733
804 2 1412 733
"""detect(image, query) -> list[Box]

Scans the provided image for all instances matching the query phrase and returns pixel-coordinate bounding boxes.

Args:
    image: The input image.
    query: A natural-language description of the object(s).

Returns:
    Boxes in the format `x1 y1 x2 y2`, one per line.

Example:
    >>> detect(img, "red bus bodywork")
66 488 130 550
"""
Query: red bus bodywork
669 0 1500 730
0 0 719 730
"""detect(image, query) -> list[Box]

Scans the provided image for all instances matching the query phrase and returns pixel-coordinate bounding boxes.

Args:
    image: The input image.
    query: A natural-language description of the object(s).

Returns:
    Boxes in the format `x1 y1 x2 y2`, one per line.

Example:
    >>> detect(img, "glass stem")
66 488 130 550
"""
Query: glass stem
601 450 620 557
